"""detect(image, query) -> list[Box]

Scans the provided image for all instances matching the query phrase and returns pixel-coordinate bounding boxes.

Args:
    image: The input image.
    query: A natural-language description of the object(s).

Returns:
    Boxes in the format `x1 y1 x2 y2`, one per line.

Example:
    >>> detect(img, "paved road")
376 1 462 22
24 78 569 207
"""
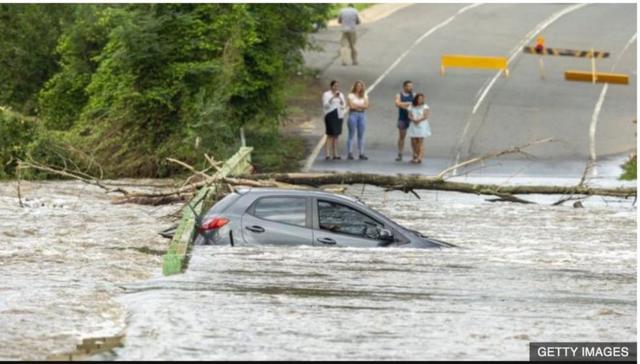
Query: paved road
304 3 636 184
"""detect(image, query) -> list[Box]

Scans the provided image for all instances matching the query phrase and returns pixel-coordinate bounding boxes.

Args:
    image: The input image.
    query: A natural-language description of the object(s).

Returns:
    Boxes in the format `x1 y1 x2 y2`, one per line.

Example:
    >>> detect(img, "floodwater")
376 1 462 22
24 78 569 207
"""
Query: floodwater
0 180 177 360
0 181 636 360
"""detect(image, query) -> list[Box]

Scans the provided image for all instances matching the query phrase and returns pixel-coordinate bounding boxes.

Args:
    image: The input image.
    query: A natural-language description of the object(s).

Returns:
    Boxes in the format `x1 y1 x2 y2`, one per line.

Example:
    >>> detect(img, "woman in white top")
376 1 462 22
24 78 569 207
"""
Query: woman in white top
322 80 347 160
407 93 431 164
346 80 369 160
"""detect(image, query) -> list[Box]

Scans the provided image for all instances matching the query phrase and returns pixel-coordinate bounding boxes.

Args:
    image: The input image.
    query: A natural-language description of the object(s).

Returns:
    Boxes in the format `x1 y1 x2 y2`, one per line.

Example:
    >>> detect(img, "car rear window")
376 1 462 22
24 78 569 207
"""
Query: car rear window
211 192 241 213
253 197 306 227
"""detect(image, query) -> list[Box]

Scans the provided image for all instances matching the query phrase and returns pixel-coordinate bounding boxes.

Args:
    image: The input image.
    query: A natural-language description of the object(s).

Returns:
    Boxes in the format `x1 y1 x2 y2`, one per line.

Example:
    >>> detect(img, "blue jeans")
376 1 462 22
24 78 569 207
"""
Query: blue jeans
347 111 366 156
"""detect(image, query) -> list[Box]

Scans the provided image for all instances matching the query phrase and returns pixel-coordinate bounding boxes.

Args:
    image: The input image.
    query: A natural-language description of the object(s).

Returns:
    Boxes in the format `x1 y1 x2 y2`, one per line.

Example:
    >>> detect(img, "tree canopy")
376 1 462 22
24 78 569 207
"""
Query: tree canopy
0 4 331 178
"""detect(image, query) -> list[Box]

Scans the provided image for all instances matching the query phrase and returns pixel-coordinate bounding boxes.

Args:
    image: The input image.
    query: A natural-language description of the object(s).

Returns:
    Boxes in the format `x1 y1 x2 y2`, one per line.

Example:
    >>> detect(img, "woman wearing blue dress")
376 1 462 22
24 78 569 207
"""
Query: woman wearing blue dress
407 93 431 164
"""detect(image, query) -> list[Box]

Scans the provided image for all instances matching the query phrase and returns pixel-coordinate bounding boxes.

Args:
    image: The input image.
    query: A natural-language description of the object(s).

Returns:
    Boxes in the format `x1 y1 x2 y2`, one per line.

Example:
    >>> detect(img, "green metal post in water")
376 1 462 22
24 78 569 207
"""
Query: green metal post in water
162 147 253 276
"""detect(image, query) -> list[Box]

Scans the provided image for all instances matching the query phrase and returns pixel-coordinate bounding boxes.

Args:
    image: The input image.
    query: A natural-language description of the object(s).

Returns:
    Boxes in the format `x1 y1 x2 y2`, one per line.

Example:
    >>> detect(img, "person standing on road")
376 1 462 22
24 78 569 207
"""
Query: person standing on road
407 93 431 164
347 80 369 160
395 80 414 161
338 4 360 66
322 80 346 160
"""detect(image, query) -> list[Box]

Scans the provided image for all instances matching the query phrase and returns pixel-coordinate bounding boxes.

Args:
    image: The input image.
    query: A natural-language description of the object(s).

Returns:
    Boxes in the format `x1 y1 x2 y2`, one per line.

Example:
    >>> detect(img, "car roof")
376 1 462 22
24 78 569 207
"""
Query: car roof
236 187 362 204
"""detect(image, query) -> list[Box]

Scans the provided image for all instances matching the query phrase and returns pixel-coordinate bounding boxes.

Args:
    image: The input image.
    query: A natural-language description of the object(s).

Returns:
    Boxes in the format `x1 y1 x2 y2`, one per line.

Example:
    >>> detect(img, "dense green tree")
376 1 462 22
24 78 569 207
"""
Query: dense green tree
0 4 74 113
38 5 113 130
1 4 331 178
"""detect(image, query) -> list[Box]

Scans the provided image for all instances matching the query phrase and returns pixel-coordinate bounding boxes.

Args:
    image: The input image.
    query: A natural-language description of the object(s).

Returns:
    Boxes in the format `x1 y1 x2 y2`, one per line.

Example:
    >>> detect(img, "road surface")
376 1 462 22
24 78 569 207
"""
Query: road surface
303 3 636 185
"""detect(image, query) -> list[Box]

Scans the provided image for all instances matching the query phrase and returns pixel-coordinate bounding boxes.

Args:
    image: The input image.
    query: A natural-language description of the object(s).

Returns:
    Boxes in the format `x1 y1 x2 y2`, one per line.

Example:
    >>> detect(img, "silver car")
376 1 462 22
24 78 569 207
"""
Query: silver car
193 188 455 249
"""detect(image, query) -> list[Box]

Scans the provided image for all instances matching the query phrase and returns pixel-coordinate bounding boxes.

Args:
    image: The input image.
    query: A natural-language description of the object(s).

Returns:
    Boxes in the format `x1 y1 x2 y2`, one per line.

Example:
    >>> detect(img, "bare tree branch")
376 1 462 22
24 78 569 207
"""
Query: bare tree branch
17 160 129 195
437 138 554 180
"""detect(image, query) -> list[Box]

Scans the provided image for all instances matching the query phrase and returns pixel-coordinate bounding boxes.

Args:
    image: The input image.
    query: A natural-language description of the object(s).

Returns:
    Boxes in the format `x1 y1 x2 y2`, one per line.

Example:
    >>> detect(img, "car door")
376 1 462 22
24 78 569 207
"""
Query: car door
241 196 313 246
312 199 387 248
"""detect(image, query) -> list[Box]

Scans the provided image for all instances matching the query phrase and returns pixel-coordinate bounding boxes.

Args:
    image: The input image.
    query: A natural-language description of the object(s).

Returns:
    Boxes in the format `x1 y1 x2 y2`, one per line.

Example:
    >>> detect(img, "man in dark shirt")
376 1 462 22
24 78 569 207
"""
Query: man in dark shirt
394 80 414 161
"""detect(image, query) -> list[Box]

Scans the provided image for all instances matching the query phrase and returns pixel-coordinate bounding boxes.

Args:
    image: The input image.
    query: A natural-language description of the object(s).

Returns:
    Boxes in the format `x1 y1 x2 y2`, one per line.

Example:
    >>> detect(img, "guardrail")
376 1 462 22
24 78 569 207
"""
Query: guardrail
162 146 253 276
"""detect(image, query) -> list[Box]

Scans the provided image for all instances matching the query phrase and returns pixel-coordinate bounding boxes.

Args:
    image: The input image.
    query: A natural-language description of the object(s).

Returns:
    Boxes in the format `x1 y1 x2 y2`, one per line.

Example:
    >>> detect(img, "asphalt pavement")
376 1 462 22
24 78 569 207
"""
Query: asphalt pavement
303 3 636 186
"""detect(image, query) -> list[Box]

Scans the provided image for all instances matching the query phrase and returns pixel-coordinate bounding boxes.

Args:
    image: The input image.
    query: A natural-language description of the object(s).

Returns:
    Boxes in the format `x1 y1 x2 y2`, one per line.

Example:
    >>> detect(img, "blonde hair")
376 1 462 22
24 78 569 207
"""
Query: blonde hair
350 80 366 98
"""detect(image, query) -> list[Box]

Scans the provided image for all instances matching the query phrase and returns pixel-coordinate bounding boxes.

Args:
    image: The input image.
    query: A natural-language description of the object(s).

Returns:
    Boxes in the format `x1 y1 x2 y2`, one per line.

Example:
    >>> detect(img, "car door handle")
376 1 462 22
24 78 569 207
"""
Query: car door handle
317 237 337 245
245 225 265 233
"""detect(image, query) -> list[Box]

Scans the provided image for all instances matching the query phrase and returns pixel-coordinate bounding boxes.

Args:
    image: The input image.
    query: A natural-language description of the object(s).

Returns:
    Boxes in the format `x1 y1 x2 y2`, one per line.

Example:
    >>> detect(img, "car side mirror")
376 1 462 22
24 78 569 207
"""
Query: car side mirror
378 228 394 242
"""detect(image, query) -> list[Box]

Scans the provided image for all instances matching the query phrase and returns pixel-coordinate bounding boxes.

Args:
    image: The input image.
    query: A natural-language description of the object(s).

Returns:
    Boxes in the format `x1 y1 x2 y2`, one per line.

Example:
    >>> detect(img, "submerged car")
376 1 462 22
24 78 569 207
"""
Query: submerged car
192 188 455 249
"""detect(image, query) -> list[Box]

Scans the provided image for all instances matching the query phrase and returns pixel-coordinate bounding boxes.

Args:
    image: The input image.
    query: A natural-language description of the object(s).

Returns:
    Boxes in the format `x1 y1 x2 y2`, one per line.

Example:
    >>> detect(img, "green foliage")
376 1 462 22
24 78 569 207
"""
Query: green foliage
246 125 306 173
1 4 331 178
38 5 112 130
0 4 74 114
0 109 38 178
620 155 636 180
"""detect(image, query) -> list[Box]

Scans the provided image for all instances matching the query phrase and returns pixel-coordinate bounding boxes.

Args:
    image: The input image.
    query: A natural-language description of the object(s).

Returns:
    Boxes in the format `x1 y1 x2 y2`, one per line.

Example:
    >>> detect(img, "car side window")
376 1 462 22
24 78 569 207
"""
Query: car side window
317 200 383 239
253 197 307 227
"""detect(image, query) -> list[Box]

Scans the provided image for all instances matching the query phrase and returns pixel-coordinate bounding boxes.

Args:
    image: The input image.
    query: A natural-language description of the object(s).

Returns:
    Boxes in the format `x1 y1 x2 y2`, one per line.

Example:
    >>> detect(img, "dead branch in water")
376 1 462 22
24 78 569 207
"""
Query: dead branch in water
16 166 24 208
17 160 130 195
486 193 535 204
551 194 585 206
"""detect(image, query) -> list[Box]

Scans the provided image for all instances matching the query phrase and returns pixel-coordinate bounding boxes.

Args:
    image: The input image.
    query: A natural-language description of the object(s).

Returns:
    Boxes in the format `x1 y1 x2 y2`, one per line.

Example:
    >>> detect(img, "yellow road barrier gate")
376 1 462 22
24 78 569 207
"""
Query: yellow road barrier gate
522 37 622 83
523 46 610 58
440 55 509 77
565 70 629 85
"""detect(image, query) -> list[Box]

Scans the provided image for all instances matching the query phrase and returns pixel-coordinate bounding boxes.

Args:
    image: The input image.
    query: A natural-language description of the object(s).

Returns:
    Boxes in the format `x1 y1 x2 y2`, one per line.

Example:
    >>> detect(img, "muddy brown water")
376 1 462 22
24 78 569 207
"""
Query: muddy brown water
0 181 636 360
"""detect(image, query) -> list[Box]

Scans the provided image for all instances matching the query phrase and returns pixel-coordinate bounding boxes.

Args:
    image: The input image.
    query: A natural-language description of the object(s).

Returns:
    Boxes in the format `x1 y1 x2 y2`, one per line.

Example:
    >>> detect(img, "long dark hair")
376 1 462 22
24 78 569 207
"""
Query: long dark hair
412 93 425 106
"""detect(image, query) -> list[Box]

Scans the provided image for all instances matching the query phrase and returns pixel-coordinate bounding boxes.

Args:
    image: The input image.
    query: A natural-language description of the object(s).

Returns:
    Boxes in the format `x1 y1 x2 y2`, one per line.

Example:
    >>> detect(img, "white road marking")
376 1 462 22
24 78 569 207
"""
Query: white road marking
472 3 587 115
588 83 609 178
365 3 482 94
452 3 587 172
586 32 637 178
303 3 482 171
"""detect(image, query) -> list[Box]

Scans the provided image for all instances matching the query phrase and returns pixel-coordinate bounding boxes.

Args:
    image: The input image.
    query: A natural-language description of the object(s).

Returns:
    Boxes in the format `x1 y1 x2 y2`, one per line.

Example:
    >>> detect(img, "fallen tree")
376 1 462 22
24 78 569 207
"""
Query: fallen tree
15 137 636 207
237 172 636 198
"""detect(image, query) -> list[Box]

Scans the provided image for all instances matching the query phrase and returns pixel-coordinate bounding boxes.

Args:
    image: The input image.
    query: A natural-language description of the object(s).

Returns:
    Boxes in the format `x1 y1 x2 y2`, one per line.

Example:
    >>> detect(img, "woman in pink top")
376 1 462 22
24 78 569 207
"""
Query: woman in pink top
346 80 369 160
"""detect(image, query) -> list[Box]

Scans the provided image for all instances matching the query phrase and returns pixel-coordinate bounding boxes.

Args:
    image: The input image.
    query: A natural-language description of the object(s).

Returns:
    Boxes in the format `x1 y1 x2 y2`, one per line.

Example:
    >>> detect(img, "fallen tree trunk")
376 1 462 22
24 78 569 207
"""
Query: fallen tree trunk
239 172 636 198
17 152 635 208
